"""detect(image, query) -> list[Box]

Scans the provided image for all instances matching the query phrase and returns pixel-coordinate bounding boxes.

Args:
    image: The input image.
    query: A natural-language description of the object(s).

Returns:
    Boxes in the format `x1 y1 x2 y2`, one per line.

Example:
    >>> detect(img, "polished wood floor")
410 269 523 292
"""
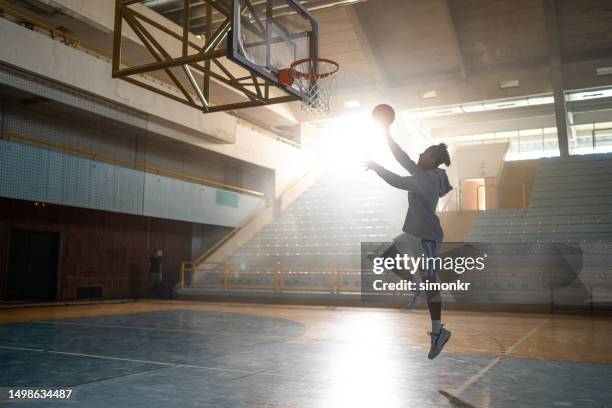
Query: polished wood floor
2 300 611 365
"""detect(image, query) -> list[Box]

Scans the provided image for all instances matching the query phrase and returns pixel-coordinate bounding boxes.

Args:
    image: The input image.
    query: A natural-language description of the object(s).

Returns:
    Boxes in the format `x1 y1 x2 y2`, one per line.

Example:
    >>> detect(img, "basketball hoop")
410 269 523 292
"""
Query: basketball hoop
278 58 339 114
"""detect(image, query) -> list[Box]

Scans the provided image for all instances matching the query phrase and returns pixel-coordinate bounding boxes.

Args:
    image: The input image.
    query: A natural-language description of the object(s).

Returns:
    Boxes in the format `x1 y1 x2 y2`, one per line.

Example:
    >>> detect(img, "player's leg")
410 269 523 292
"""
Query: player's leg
422 240 451 359
391 233 425 307
381 244 415 282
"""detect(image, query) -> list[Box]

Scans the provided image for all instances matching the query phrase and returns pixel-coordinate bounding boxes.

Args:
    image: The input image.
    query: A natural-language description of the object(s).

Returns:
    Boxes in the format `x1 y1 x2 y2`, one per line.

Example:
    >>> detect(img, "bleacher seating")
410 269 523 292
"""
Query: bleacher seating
185 153 612 308
188 168 405 295
229 168 406 272
465 153 612 306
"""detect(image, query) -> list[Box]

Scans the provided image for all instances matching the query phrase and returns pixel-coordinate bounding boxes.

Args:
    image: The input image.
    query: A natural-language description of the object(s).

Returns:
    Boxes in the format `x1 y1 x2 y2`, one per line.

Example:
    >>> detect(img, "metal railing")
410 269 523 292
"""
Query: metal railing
438 187 458 212
1 130 265 198
189 166 321 266
192 199 272 265
180 262 361 294
0 3 110 57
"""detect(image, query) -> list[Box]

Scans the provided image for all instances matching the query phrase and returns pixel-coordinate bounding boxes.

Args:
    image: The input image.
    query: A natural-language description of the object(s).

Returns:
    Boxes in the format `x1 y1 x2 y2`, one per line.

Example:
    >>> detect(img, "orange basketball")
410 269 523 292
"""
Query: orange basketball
371 104 396 127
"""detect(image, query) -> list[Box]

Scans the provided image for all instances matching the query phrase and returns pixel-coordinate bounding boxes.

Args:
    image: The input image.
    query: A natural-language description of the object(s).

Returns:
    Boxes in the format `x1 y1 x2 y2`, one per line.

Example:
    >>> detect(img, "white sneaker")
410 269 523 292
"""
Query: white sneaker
428 325 451 359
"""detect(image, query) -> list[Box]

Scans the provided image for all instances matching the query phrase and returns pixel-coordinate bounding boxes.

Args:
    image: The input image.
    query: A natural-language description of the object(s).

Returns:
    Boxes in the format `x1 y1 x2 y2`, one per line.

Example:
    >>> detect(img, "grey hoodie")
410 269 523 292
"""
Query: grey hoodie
373 136 453 242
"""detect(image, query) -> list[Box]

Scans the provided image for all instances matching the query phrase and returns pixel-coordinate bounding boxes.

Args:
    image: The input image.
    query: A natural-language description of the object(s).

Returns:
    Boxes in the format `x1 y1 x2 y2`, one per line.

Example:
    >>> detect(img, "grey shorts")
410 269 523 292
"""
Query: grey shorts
393 232 439 280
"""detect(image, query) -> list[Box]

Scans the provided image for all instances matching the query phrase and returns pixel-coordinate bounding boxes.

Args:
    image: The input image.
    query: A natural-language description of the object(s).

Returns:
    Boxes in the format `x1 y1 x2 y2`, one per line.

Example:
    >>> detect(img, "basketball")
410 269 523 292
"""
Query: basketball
372 104 396 127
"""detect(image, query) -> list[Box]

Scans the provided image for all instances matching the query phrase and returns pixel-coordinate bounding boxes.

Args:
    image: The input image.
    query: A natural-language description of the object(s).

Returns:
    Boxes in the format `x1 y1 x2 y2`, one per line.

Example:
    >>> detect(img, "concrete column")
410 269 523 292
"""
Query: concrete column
551 70 570 157
543 0 570 157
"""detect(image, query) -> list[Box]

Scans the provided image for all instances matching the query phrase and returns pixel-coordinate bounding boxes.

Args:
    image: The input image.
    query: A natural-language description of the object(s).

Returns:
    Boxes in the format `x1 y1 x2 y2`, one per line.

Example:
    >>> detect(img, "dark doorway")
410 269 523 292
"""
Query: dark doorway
7 229 60 301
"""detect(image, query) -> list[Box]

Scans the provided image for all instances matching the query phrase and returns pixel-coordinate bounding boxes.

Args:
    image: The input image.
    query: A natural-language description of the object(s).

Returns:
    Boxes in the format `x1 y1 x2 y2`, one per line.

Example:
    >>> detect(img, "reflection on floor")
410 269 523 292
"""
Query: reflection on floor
0 301 611 407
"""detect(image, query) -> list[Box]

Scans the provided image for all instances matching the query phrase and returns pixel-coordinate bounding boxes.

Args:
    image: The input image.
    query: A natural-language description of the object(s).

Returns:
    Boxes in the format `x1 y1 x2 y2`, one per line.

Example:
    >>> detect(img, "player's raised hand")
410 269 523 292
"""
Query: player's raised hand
363 160 382 172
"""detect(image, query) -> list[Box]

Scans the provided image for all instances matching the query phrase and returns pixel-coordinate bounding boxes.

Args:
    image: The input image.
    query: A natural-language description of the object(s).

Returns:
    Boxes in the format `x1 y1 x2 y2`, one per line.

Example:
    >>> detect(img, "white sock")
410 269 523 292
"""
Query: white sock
432 320 442 334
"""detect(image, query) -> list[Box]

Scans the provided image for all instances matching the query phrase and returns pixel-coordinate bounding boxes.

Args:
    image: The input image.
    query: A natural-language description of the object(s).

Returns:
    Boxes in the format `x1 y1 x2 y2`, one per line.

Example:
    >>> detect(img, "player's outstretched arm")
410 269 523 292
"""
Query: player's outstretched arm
384 130 420 174
363 160 422 193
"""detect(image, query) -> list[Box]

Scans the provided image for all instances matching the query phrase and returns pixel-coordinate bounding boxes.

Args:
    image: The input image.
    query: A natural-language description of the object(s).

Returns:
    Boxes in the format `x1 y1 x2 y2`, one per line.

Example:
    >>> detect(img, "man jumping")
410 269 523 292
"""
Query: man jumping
365 117 453 359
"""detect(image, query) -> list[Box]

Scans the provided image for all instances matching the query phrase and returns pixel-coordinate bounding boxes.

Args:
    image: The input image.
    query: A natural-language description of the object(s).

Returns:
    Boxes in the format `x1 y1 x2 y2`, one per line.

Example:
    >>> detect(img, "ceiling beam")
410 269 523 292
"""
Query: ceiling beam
442 0 467 78
343 5 386 90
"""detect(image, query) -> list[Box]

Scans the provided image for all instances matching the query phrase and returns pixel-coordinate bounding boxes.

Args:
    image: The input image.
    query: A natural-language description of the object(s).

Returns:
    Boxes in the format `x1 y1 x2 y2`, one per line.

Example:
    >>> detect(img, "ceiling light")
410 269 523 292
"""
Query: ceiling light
527 95 554 106
499 79 519 89
460 103 486 113
421 90 437 99
483 99 528 110
567 88 612 101
596 67 612 76
423 107 463 117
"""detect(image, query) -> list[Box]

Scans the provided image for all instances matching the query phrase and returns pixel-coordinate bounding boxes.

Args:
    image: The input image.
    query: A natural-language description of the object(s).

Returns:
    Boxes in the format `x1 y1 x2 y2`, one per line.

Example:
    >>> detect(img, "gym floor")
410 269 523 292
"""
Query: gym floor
1 301 611 407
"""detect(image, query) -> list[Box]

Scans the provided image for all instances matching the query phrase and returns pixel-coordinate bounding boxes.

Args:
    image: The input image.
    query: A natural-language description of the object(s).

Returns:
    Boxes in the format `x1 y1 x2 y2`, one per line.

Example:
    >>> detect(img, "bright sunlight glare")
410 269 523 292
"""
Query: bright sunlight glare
320 114 395 173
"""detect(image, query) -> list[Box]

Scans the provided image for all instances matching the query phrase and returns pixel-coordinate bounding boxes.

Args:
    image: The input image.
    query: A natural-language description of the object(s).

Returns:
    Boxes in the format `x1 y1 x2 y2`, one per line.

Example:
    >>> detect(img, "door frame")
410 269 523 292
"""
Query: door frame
5 228 63 302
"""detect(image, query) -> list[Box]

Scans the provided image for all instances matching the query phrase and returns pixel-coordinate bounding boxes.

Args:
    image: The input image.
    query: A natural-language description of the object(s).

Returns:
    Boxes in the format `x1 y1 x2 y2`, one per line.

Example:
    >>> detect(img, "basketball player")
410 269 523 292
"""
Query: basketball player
364 104 453 359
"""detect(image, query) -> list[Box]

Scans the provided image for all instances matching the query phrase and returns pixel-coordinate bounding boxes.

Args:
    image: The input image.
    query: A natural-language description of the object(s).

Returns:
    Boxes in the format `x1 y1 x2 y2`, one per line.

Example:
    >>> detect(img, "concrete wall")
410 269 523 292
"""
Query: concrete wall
37 0 298 126
448 142 509 184
497 159 539 208
0 138 264 227
0 17 235 143
443 142 508 210
0 18 319 200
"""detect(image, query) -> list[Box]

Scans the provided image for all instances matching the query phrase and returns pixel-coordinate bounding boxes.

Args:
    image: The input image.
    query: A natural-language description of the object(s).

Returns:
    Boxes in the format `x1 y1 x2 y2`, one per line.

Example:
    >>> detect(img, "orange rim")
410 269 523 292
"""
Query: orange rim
288 58 340 80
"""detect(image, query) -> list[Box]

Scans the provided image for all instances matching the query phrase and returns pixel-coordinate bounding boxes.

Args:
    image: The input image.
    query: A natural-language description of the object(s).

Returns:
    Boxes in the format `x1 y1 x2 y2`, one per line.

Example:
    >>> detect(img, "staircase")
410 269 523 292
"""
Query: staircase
185 167 406 295
180 154 612 309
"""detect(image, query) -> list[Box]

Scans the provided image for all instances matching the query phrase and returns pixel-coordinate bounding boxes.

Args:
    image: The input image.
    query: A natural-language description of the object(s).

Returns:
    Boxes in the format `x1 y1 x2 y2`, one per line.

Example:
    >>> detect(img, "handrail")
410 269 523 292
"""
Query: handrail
191 199 272 266
2 130 265 198
189 166 321 267
439 187 458 212
0 3 112 59
276 165 322 209
0 3 302 149
180 262 362 293
476 184 485 211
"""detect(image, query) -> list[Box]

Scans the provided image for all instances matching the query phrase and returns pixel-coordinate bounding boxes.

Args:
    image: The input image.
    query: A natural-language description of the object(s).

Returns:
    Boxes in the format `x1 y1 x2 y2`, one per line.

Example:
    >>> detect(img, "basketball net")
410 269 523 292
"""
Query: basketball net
279 58 339 115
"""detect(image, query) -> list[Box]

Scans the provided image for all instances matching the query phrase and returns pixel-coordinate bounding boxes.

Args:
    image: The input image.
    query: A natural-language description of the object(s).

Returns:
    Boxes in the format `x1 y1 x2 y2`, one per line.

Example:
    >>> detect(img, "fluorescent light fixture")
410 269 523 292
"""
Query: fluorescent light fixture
401 94 555 119
423 107 463 117
567 88 612 101
421 90 437 99
461 103 486 113
499 79 520 89
483 99 529 110
527 95 554 106
343 100 361 109
596 67 612 76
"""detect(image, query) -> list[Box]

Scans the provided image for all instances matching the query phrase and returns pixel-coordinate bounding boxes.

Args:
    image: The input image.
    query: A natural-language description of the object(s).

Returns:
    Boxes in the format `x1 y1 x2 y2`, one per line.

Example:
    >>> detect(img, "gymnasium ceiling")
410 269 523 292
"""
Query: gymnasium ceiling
145 0 612 123
3 0 612 134
314 0 612 113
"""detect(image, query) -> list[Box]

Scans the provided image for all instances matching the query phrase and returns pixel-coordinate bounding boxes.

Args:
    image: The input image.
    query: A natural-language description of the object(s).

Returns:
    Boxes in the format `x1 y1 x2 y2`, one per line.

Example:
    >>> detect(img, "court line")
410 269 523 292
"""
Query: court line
452 319 549 396
32 320 295 340
0 345 284 377
0 366 171 402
